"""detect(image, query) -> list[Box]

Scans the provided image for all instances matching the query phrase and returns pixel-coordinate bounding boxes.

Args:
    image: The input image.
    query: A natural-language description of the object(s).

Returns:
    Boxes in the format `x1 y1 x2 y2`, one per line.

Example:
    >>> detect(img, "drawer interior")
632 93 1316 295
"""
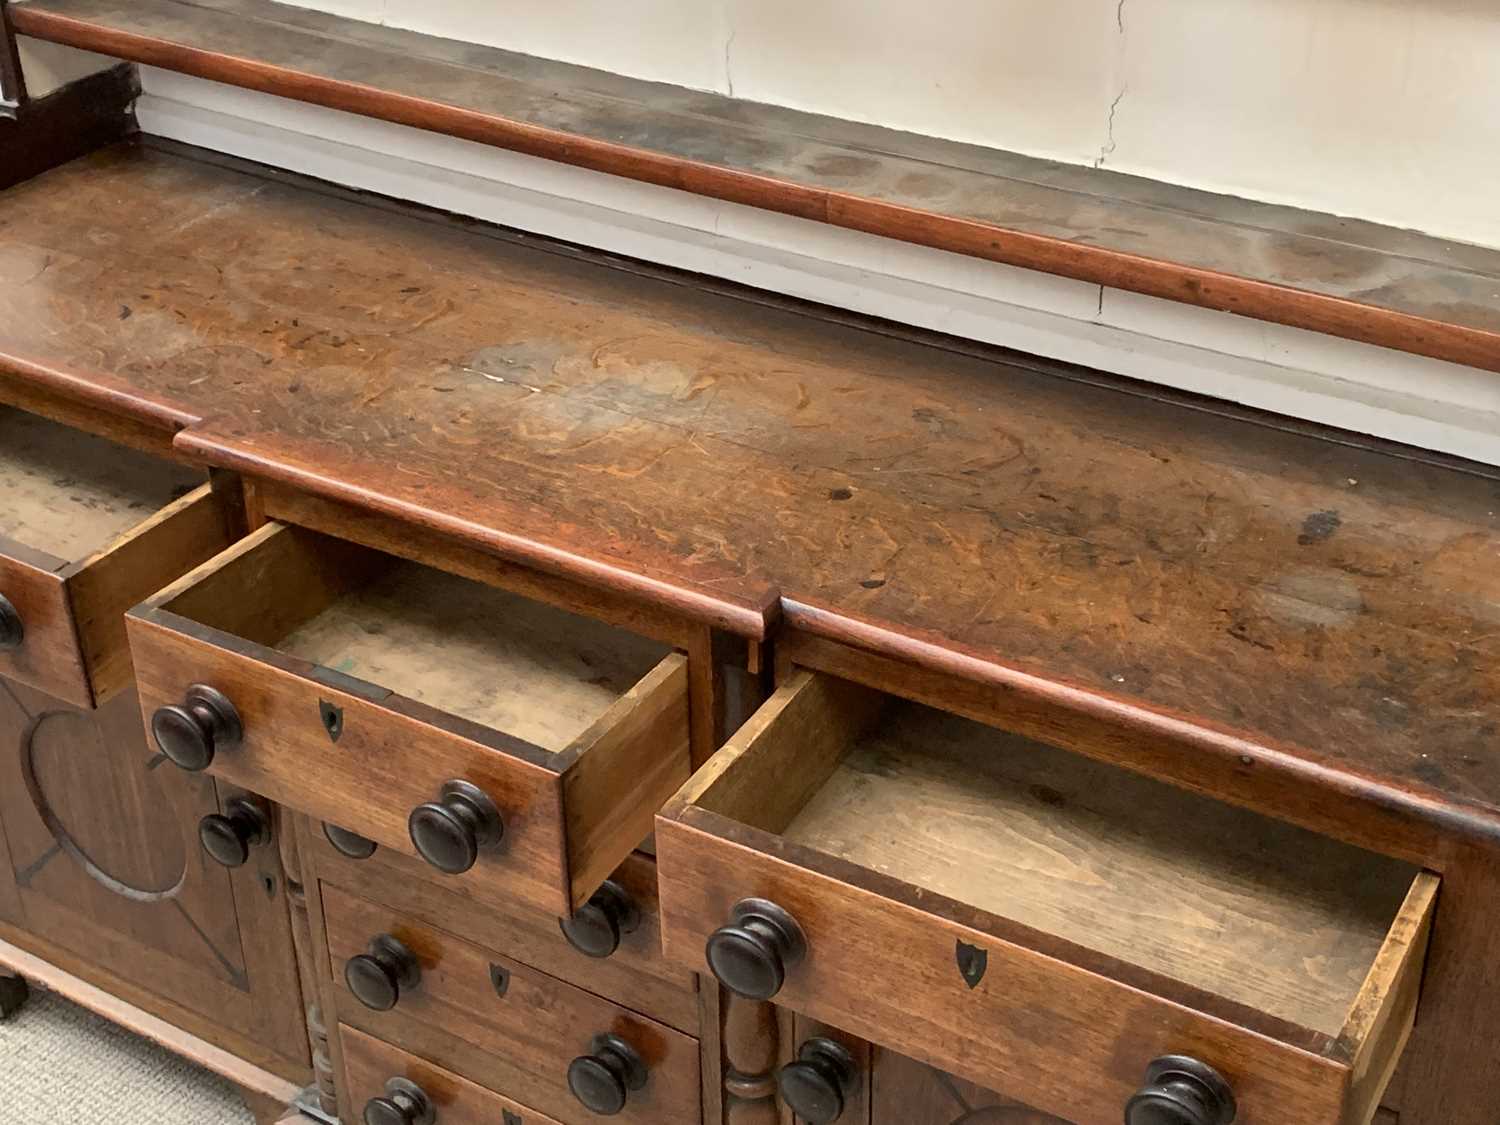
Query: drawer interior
0 405 203 562
164 524 673 755
698 671 1425 1041
277 561 670 753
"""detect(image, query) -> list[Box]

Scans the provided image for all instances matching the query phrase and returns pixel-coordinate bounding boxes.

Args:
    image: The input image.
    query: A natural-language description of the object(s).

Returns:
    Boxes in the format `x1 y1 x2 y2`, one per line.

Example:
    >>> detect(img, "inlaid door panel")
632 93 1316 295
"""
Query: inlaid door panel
0 675 306 1069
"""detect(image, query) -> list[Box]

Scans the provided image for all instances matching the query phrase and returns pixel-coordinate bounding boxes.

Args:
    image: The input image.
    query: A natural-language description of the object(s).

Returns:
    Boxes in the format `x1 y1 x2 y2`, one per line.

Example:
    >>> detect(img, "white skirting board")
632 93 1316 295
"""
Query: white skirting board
128 65 1500 468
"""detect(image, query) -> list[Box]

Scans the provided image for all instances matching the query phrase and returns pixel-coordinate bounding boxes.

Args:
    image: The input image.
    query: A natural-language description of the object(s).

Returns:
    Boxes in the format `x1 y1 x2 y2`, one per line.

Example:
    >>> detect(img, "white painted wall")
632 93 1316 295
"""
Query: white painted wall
270 0 1500 251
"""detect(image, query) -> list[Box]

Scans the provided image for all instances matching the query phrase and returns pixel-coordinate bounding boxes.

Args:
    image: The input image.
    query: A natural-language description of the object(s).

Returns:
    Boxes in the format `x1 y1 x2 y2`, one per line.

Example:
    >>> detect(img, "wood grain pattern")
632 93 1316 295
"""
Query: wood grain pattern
340 1023 567 1125
324 884 701 1125
659 812 1355 1125
774 693 1418 1037
3 142 1497 847
561 654 691 906
0 60 137 190
870 1046 1071 1125
10 0 1500 372
1337 876 1437 1125
67 484 233 703
0 680 307 1076
306 831 698 1034
1396 848 1500 1125
0 406 220 705
278 561 671 755
0 546 87 707
0 404 200 560
127 521 691 913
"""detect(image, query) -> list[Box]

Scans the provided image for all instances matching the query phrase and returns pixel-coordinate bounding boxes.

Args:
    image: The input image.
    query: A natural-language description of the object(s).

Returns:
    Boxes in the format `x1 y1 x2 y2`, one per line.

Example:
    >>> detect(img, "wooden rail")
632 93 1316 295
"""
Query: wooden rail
10 0 1500 375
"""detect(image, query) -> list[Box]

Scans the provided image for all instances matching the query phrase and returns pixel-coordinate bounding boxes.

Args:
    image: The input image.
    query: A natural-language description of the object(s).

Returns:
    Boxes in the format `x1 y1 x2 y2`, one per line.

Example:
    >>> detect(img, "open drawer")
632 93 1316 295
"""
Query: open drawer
0 405 231 708
657 671 1437 1125
126 521 692 916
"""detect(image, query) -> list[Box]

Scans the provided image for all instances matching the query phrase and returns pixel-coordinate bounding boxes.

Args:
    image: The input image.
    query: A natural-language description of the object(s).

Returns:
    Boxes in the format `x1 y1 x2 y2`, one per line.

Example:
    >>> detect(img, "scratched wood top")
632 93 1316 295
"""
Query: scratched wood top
11 0 1500 373
2 141 1498 827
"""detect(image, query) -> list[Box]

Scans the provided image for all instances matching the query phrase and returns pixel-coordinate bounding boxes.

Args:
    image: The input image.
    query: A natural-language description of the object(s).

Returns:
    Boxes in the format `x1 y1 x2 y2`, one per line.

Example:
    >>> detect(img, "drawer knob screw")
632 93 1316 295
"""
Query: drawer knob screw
0 593 23 650
1125 1055 1236 1125
705 898 807 1000
151 684 242 771
408 779 504 875
345 933 422 1012
778 1037 855 1124
560 879 641 959
198 797 272 868
568 1032 648 1116
363 1076 435 1125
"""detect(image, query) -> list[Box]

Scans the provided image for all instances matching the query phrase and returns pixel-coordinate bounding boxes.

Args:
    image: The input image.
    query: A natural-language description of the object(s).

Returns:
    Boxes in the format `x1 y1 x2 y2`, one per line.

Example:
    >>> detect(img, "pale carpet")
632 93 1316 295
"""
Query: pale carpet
0 986 253 1124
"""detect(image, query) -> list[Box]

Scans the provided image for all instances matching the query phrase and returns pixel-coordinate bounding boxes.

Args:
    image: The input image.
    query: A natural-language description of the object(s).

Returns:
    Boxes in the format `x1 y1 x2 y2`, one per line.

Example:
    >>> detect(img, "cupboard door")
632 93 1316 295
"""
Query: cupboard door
0 677 307 1074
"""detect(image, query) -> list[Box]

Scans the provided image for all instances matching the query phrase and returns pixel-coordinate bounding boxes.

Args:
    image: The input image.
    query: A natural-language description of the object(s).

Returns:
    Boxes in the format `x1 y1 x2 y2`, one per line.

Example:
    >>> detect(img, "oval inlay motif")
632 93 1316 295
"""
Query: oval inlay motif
22 709 187 901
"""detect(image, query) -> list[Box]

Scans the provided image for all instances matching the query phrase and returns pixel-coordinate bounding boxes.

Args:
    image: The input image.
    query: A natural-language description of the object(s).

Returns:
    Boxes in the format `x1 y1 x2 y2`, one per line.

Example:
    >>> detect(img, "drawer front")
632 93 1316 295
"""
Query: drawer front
657 671 1437 1125
341 1023 566 1125
325 885 701 1125
126 522 692 916
0 486 231 708
308 828 698 1034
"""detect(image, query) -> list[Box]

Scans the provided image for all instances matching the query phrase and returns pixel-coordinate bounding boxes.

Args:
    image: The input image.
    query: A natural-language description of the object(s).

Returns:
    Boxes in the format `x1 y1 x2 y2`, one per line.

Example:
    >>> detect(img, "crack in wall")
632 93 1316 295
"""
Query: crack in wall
1096 86 1126 167
723 12 737 98
1097 0 1128 167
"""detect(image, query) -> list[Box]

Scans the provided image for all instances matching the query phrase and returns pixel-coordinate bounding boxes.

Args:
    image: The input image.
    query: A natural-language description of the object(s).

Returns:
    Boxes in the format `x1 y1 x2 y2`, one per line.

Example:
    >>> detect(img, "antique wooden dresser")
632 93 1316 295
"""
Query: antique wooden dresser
2 5 1498 1125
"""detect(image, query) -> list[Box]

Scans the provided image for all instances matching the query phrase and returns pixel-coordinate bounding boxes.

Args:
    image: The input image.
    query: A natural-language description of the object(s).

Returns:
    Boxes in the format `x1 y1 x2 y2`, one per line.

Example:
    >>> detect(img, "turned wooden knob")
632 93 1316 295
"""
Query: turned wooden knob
151 684 242 771
560 879 640 959
363 1077 435 1125
1125 1056 1237 1125
408 780 503 874
324 822 379 859
778 1038 856 1124
345 934 421 1012
568 1033 647 1116
198 797 271 868
705 898 807 1000
0 594 23 651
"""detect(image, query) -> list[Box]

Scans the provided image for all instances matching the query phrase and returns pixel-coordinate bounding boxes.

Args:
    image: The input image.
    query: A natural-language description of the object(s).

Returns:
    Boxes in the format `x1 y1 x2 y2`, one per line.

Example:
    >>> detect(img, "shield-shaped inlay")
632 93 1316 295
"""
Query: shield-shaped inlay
490 963 511 998
956 940 988 990
318 699 344 743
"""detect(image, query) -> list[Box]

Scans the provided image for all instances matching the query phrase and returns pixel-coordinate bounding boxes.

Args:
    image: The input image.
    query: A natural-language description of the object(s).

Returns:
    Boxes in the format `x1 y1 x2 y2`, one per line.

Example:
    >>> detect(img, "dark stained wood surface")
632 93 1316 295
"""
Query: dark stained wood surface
0 60 137 189
11 0 1500 374
2 141 1499 844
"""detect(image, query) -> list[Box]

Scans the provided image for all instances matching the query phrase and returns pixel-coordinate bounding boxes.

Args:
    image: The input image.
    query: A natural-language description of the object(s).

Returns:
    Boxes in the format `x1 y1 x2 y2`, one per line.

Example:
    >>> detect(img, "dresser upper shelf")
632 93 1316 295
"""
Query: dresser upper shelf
12 0 1500 376
2 138 1498 854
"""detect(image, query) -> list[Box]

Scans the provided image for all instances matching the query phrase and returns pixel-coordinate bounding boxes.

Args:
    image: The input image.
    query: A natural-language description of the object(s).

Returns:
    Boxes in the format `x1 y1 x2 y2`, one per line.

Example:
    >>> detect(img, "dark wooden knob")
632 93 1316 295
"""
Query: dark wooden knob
560 879 641 959
150 684 242 771
324 822 379 859
778 1038 855 1124
345 934 421 1012
198 797 271 868
705 898 807 1000
408 780 503 875
363 1077 435 1125
567 1033 647 1116
0 593 23 651
1125 1056 1236 1125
